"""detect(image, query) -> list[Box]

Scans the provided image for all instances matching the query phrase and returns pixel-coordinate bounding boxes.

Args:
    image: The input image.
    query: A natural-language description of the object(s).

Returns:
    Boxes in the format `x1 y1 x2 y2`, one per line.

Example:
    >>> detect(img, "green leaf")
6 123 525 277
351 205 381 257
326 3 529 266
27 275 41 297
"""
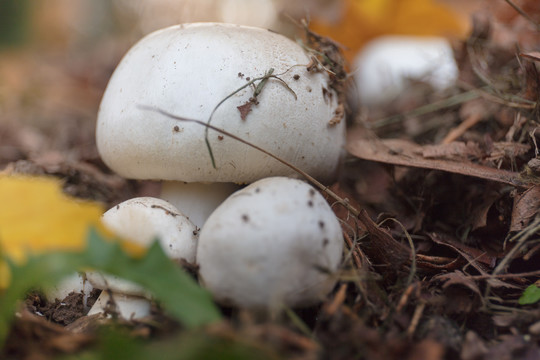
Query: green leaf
0 228 221 347
84 229 221 327
519 284 540 305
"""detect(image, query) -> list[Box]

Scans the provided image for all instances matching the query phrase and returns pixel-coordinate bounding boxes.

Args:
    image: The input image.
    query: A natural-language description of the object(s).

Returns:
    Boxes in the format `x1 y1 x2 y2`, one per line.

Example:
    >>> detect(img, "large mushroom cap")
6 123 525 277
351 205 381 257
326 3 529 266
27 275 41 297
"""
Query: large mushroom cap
97 23 345 183
197 176 343 309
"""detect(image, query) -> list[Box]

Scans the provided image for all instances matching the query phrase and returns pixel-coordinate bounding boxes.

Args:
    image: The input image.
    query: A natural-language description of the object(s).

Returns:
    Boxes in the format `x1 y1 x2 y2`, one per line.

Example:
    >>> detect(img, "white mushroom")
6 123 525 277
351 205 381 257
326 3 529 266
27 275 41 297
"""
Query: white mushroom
86 197 198 319
44 273 93 310
197 177 343 310
354 35 458 106
96 22 345 228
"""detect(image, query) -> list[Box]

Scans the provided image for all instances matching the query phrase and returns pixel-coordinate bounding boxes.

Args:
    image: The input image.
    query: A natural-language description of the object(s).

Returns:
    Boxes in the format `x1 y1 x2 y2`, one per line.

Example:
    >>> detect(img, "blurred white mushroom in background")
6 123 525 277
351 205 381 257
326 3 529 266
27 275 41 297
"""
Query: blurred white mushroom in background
353 35 459 107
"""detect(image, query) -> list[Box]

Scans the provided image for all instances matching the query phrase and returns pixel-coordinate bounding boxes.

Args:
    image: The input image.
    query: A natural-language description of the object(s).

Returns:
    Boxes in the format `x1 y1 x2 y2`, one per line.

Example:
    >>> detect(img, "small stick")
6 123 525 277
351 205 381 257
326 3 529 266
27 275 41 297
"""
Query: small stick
343 231 363 269
396 283 417 313
139 105 359 217
406 302 426 338
442 112 484 144
324 283 347 316
504 0 540 30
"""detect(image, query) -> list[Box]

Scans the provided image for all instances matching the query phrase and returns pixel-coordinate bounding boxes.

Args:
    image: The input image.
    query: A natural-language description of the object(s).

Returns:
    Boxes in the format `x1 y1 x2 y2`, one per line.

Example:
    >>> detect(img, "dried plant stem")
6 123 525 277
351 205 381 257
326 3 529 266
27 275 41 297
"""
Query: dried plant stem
370 90 480 129
204 67 298 168
343 231 363 269
468 269 540 280
442 111 484 144
483 217 540 306
139 105 359 217
504 0 540 30
406 301 425 338
378 218 417 288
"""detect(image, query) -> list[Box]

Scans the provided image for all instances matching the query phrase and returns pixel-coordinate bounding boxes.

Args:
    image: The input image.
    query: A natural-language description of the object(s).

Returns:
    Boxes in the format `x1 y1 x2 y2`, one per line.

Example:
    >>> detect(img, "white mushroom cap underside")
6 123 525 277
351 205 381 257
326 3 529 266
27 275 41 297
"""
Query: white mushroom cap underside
87 197 198 295
197 177 343 309
97 23 345 183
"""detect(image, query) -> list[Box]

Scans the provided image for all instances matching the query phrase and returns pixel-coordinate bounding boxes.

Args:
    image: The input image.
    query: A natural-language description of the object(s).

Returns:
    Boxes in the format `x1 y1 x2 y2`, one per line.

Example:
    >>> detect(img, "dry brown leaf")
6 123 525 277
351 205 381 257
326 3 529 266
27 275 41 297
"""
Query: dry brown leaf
486 142 531 162
432 271 482 298
237 101 253 121
520 51 540 62
428 233 497 268
468 191 502 231
357 210 411 269
346 131 526 187
510 185 540 231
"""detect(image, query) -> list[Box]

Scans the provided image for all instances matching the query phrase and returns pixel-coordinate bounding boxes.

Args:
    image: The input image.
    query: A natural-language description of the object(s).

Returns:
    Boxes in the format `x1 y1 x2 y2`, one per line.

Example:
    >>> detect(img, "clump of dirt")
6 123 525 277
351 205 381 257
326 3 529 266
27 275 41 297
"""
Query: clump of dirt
300 18 349 126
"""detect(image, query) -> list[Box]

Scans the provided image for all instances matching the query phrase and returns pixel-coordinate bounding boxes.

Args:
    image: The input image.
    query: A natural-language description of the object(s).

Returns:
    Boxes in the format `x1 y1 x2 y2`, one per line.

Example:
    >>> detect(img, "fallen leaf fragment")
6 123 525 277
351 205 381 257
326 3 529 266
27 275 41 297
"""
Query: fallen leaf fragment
357 210 411 269
237 101 254 121
422 142 482 160
428 233 498 269
433 271 482 298
520 51 540 62
510 185 540 231
346 132 526 187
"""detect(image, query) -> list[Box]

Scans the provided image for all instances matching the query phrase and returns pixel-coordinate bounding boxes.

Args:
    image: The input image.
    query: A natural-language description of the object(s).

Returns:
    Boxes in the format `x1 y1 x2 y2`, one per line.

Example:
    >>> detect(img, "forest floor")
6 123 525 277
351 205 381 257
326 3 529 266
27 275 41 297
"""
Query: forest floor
1 2 540 359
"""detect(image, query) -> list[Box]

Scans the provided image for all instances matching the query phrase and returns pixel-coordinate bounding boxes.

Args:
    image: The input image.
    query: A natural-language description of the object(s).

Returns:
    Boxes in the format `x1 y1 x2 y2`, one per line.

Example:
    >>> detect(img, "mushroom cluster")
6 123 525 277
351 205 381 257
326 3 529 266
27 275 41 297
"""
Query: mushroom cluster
96 22 345 228
93 23 345 314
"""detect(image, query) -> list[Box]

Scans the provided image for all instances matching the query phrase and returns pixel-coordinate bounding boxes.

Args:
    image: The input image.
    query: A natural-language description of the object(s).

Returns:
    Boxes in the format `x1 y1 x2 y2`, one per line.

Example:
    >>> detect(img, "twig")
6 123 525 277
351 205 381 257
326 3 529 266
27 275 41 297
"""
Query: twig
406 302 425 338
467 269 540 280
442 111 484 144
504 0 540 31
343 231 363 269
483 217 540 305
378 218 417 288
324 283 347 316
370 90 480 129
396 283 417 313
204 67 297 168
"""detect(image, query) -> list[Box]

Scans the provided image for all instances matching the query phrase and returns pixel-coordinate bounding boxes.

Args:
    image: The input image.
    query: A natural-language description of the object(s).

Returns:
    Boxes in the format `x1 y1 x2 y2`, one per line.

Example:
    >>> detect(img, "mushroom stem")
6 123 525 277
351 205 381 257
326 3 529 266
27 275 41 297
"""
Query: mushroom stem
160 182 240 228
88 291 151 320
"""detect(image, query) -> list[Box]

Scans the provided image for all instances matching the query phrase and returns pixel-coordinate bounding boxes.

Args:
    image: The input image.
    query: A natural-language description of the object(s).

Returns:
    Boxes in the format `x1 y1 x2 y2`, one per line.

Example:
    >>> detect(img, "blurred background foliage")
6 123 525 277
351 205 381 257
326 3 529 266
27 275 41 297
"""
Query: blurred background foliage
0 0 468 52
0 0 30 48
0 0 476 209
0 0 469 131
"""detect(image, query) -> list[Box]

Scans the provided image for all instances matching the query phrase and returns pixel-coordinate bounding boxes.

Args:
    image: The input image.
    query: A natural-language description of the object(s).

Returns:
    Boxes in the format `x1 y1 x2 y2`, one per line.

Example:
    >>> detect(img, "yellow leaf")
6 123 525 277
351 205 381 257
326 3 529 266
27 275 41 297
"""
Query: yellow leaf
0 175 144 289
311 0 468 62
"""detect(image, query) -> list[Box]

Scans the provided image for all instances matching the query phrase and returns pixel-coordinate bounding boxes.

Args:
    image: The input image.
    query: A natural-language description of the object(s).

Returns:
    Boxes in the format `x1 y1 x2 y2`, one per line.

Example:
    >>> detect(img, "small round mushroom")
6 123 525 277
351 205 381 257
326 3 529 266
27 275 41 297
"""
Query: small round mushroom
197 177 343 310
96 22 345 228
354 35 458 106
86 197 198 320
